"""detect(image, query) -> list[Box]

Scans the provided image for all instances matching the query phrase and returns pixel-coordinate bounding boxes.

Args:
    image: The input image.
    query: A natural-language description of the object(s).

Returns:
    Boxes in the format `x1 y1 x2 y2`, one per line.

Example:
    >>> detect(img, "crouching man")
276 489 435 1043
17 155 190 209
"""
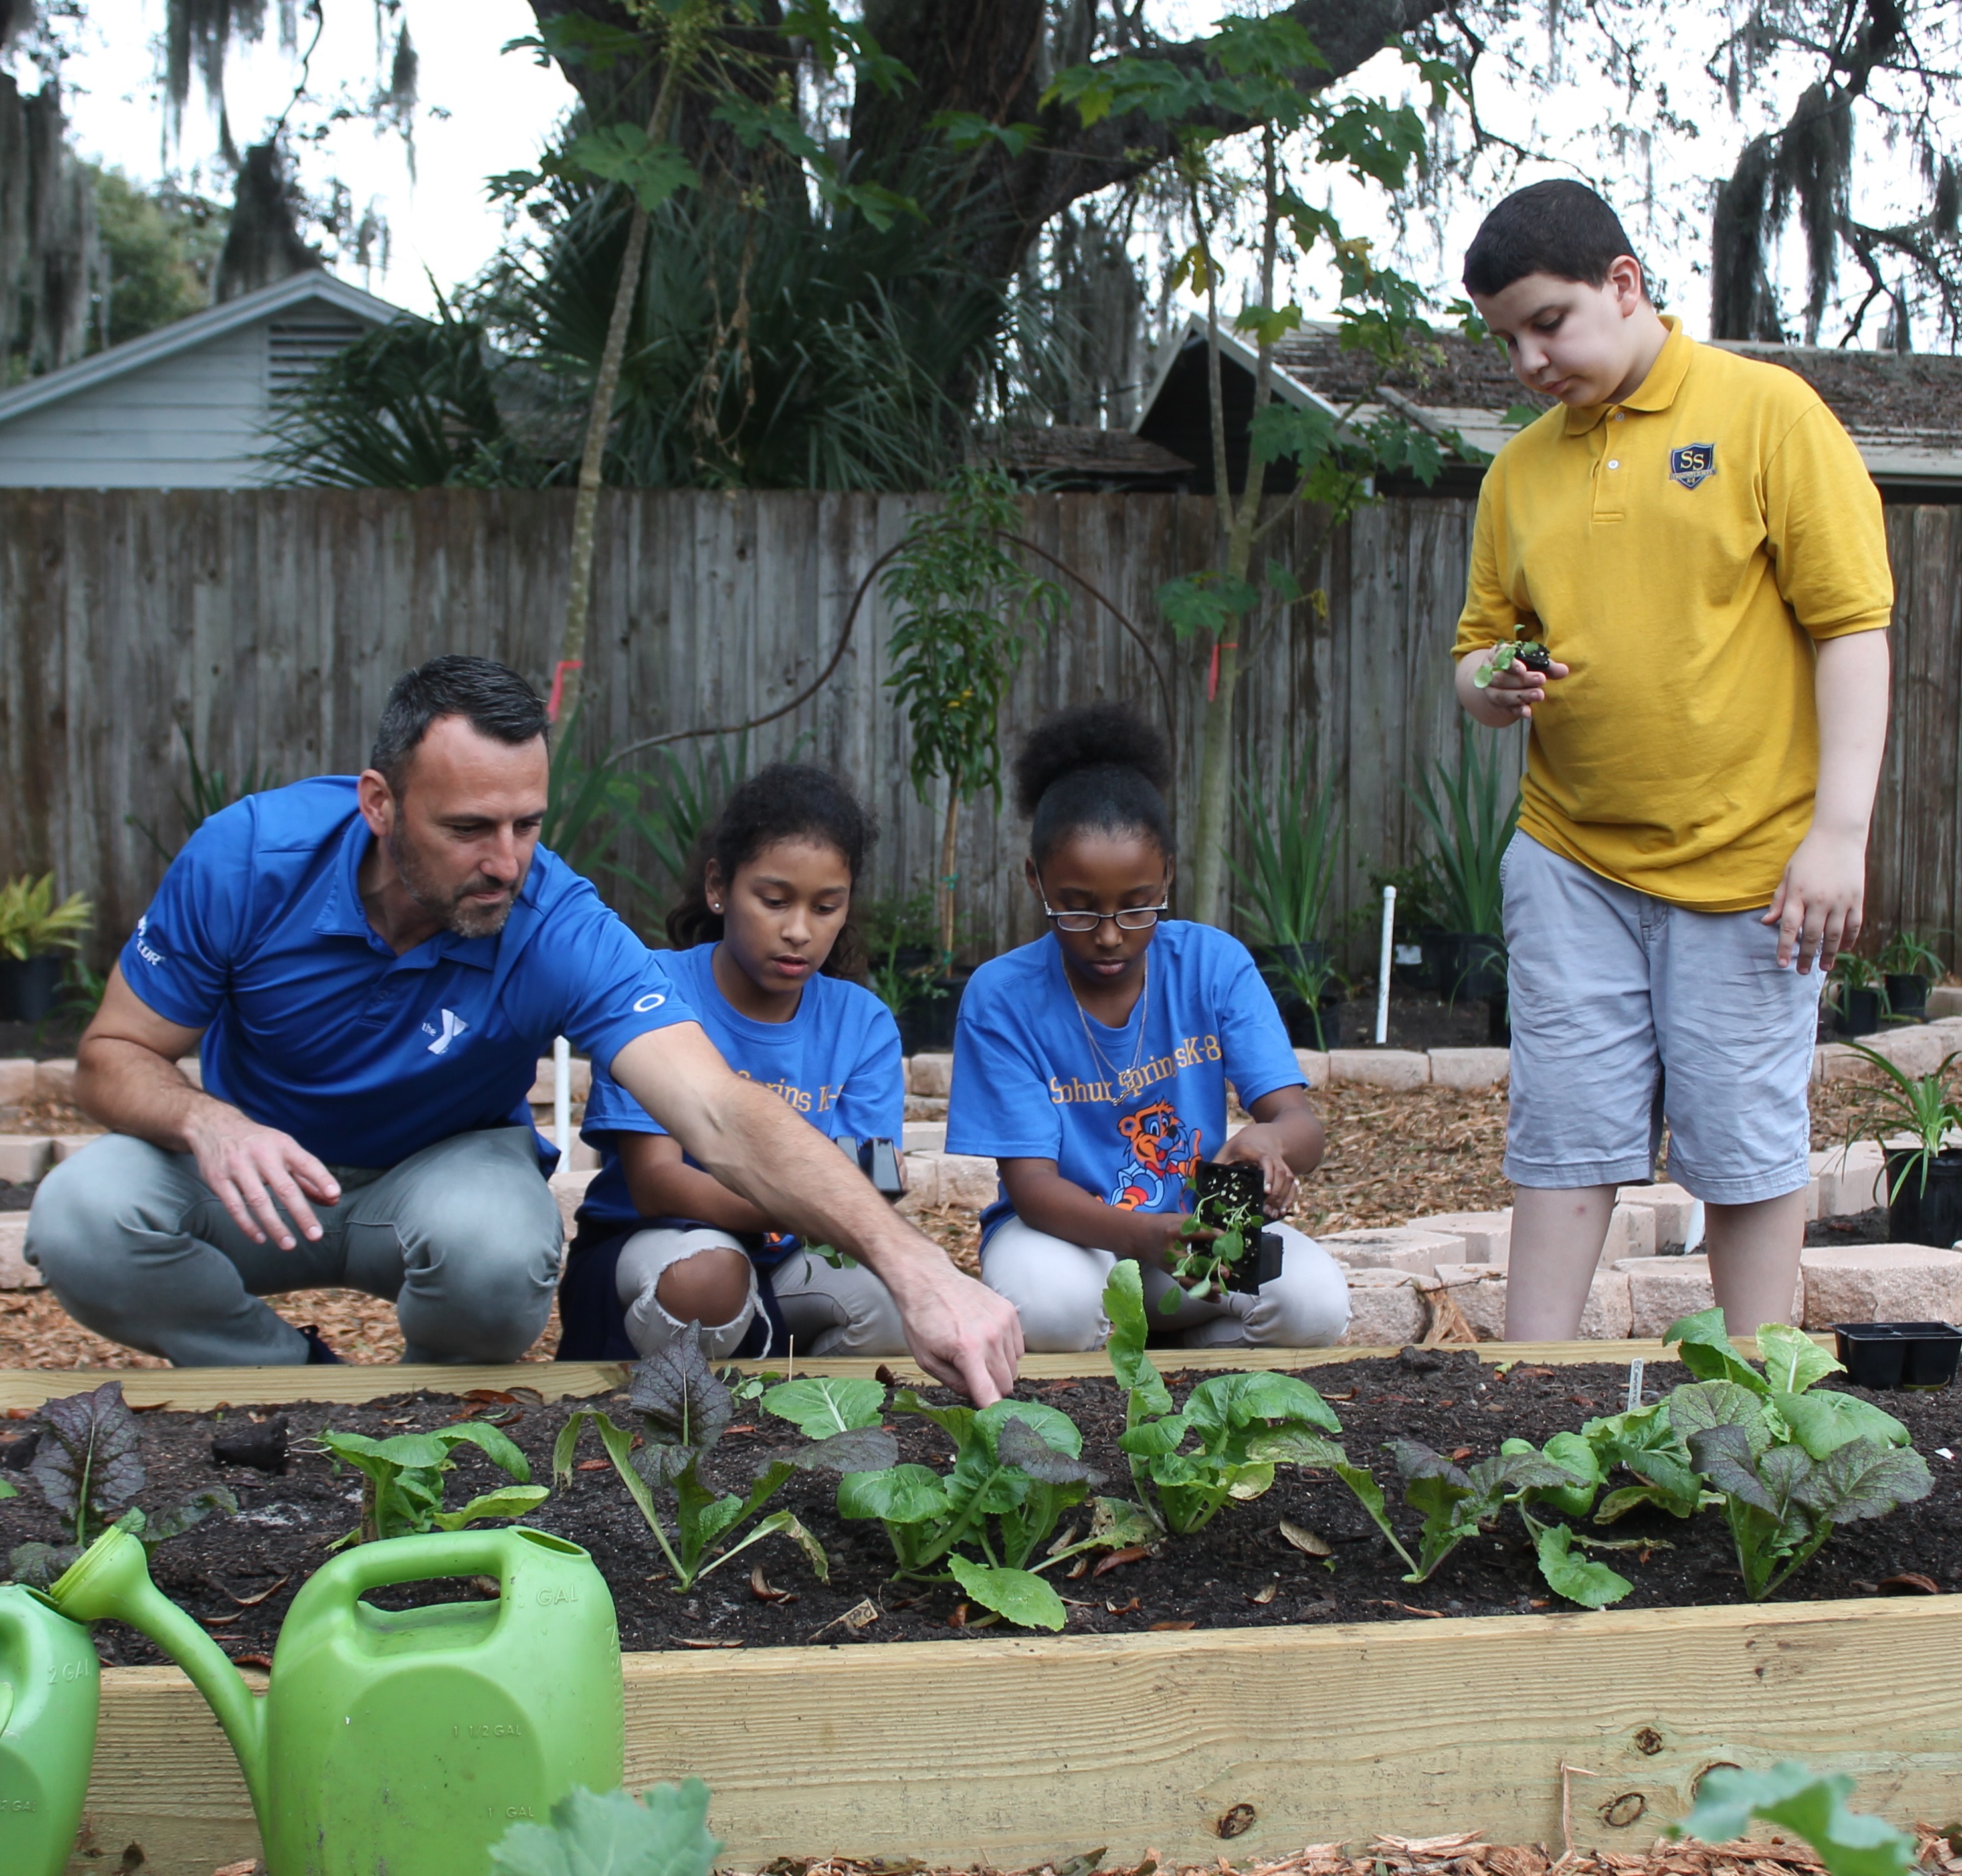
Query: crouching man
27 655 1021 1401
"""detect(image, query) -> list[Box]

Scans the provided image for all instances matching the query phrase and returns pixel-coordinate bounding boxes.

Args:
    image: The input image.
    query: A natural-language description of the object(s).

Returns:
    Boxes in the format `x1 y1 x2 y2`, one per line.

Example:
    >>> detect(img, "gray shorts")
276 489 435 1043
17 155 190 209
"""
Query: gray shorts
1501 832 1822 1203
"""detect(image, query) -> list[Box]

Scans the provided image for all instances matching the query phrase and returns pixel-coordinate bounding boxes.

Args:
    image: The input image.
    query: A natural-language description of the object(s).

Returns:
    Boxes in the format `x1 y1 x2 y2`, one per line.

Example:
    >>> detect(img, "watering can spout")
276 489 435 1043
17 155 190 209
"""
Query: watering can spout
50 1528 272 1826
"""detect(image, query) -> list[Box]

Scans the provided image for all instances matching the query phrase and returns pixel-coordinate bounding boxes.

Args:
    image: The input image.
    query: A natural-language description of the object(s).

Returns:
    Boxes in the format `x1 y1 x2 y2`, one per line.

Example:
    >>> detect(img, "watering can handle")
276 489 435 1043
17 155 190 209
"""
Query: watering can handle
332 1529 540 1598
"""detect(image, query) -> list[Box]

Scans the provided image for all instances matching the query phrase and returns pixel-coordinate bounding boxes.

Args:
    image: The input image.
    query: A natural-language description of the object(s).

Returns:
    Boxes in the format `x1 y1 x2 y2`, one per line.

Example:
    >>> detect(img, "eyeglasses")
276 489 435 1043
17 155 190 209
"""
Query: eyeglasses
1039 890 1170 934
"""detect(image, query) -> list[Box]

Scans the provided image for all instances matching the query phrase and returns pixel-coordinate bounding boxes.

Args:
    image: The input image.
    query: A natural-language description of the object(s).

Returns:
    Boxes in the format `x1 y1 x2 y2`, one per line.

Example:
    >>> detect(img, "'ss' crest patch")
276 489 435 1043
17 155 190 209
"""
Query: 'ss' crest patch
1668 442 1716 490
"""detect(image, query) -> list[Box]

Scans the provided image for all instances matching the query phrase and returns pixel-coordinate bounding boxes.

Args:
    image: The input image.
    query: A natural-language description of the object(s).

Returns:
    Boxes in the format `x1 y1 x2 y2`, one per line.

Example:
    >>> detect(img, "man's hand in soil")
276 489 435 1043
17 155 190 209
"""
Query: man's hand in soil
74 964 342 1249
611 1025 1023 1404
1456 643 1569 728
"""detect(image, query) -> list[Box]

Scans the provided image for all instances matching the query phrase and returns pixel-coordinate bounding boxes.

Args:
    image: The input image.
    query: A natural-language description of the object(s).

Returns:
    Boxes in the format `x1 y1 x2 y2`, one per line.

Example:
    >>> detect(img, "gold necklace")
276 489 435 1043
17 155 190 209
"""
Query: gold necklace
1071 956 1150 1095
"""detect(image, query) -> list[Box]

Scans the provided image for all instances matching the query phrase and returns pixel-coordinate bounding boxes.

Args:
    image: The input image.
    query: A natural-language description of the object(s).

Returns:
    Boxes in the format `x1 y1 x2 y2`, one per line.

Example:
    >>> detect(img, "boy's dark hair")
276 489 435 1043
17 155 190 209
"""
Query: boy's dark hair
1015 701 1173 870
370 655 550 791
667 762 876 981
1462 180 1645 297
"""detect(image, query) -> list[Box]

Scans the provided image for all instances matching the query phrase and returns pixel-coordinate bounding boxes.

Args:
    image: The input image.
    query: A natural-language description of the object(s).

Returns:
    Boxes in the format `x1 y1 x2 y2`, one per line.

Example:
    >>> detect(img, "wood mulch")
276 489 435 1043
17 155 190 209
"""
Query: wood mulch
0 1085 1900 1372
203 1820 1962 1876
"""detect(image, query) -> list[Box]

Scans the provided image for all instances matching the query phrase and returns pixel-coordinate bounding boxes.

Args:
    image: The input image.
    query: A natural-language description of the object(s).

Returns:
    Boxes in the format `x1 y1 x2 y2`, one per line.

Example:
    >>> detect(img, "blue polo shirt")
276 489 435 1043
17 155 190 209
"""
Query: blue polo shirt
120 777 695 1169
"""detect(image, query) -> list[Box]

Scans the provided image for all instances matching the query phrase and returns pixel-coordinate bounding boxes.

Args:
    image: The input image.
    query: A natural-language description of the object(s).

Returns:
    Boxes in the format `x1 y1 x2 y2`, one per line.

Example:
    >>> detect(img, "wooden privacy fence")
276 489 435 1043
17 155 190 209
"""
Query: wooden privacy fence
0 487 1955 972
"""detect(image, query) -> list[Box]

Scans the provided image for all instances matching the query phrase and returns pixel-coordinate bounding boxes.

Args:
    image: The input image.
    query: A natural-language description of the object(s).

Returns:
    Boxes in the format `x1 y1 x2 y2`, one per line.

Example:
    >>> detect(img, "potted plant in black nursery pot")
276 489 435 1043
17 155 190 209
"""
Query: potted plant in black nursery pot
1407 734 1520 1042
1878 929 1946 1024
1229 750 1343 1049
1828 952 1888 1037
1842 1042 1962 1248
0 875 92 1023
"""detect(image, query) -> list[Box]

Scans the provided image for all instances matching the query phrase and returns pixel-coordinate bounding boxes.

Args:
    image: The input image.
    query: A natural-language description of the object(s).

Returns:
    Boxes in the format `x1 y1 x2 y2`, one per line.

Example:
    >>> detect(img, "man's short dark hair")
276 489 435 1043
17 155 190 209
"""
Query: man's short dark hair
1462 180 1645 297
369 655 550 791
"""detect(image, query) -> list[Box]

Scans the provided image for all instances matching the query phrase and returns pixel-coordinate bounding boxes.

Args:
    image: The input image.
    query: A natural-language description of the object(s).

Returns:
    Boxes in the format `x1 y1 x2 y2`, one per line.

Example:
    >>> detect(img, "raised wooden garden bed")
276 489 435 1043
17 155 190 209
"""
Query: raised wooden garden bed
13 1342 1959 1876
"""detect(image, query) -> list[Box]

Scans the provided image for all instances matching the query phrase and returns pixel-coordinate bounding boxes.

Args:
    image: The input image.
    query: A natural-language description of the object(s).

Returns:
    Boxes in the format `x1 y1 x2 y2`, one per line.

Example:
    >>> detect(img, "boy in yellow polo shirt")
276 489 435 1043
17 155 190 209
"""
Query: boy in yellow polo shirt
1453 180 1893 1339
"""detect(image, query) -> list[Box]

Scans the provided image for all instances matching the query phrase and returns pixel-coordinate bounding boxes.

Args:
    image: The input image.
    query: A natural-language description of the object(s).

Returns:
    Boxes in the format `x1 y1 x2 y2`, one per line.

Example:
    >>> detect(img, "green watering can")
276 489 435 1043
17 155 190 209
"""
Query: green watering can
52 1524 624 1876
0 1582 101 1876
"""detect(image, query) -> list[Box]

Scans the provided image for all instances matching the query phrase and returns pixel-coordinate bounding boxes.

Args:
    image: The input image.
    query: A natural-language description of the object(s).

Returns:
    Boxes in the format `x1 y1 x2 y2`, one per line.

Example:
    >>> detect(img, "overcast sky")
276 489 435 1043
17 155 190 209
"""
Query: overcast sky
17 1 1949 353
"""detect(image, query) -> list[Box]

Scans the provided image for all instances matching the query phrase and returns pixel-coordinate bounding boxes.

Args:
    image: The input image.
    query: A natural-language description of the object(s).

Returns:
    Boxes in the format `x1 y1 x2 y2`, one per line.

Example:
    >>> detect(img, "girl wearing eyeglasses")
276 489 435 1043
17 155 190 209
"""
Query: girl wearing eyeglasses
945 702 1350 1352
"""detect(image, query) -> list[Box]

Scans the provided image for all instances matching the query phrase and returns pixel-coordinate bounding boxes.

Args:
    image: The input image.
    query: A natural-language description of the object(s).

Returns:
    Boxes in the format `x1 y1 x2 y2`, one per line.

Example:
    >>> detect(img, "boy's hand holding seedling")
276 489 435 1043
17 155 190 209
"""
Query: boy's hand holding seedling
1458 633 1567 728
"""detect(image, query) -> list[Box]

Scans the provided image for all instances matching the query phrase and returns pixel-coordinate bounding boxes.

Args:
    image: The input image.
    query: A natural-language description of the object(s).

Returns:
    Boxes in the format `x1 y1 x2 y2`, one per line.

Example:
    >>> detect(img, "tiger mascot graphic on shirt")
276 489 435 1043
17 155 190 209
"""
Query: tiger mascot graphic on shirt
1109 1097 1203 1210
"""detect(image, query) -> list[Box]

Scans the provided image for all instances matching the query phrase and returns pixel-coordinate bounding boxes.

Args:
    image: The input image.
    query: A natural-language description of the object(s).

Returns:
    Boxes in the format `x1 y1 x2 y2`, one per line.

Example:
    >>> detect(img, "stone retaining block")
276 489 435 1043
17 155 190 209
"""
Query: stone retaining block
1815 1141 1886 1216
1427 1047 1510 1091
52 1135 102 1164
1327 1049 1430 1090
526 1055 593 1105
0 1059 35 1104
1339 1269 1425 1347
1405 1209 1511 1265
1613 1183 1700 1251
908 1053 953 1099
1800 1244 1962 1328
1320 1227 1464 1277
0 1136 54 1182
0 1215 38 1289
1292 1048 1331 1089
896 1150 995 1215
1929 986 1962 1018
1430 1262 1508 1338
1615 1254 1804 1338
34 1059 76 1102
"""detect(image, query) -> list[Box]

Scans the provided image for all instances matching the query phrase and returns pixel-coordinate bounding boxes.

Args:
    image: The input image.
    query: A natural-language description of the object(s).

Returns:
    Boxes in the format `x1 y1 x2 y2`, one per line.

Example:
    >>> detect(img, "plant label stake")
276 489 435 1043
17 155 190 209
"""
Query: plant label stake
1624 1359 1644 1414
553 1034 572 1176
1375 886 1396 1047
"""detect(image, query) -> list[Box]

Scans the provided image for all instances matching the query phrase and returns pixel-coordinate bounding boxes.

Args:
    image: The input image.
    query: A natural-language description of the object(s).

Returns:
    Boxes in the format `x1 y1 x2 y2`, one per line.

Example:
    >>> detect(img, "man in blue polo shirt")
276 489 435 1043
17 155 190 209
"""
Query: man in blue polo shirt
27 657 1021 1400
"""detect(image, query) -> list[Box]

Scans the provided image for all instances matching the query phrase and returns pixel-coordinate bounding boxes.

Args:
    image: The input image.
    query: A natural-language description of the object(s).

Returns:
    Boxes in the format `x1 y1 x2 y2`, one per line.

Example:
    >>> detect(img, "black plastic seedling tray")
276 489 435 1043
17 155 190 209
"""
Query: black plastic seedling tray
1833 1320 1962 1390
1193 1161 1283 1297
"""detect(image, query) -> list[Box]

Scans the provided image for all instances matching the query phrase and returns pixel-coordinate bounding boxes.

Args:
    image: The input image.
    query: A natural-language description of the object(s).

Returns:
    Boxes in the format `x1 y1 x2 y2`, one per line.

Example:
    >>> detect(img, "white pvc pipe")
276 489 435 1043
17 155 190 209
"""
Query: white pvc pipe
1374 886 1396 1047
553 1033 571 1176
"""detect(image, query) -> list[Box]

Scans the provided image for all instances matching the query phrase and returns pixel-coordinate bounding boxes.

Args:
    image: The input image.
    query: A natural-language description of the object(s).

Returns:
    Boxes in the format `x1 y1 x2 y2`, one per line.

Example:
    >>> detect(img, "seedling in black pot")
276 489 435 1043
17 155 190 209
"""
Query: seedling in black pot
1161 1162 1280 1310
1473 633 1553 687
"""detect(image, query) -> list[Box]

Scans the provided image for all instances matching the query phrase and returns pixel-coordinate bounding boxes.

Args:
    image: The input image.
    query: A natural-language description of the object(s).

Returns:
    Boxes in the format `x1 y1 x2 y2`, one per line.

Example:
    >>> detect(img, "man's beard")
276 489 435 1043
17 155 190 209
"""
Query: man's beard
385 825 522 938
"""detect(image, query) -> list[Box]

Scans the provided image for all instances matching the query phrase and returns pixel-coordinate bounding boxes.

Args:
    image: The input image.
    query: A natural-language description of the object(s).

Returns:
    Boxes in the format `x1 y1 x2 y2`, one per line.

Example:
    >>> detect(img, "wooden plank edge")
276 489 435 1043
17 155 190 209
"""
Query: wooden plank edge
4 1338 1742 1410
73 1592 1962 1876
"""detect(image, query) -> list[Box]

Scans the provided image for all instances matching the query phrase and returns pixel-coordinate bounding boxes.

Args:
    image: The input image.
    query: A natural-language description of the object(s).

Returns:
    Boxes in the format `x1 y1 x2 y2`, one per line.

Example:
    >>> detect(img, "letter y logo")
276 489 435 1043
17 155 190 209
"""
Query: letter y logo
427 1009 469 1055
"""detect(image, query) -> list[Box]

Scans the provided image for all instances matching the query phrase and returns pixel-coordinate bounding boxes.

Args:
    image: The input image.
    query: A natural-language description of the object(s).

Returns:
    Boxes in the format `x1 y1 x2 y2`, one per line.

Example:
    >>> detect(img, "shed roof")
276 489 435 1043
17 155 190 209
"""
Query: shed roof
1135 313 1962 497
0 271 402 429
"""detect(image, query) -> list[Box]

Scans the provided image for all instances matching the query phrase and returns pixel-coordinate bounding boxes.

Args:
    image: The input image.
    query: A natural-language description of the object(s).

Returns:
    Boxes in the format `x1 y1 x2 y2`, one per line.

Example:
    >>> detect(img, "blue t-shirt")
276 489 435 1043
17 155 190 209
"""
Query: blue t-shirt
945 920 1304 1239
121 777 694 1169
579 941 904 1243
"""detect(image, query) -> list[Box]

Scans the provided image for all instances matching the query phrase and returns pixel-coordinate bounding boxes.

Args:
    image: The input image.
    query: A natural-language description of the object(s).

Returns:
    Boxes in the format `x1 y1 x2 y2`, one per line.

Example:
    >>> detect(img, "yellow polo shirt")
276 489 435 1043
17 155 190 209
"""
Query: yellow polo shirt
1453 318 1893 911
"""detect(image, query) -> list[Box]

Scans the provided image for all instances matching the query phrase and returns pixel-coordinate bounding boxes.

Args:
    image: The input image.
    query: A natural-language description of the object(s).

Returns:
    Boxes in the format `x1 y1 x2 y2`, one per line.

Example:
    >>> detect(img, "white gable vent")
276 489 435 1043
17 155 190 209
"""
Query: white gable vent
267 314 369 395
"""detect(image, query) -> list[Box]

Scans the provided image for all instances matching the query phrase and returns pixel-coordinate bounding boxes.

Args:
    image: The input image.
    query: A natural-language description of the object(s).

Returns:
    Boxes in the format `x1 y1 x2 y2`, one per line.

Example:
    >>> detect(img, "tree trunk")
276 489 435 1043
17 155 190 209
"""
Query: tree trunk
937 791 961 963
553 56 686 730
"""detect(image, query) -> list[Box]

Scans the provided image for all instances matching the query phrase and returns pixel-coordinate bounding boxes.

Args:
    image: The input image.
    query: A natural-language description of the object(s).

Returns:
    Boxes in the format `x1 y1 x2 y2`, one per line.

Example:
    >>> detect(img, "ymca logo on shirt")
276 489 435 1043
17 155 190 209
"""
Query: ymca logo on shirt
421 1008 470 1055
1668 443 1717 490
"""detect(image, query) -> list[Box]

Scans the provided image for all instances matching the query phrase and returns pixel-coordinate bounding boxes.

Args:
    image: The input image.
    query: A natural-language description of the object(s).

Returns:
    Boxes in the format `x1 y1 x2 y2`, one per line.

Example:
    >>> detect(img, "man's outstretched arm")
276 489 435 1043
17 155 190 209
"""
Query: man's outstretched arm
609 1025 1023 1404
74 966 342 1249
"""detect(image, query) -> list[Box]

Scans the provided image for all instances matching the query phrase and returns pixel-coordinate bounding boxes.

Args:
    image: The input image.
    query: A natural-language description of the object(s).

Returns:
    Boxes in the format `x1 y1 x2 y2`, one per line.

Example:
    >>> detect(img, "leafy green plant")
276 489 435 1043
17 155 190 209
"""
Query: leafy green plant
1579 1400 1706 1524
1471 631 1552 688
1405 734 1521 938
1672 1763 1916 1876
1828 952 1889 1023
490 1778 724 1876
555 1344 893 1592
314 1421 549 1550
1229 746 1341 954
129 722 280 864
1878 928 1947 984
882 467 1066 958
1333 1432 1629 1607
0 874 92 961
861 890 951 1021
1663 1309 1931 1600
1838 1042 1962 1202
838 1387 1112 1630
7 1381 234 1587
1104 1262 1347 1536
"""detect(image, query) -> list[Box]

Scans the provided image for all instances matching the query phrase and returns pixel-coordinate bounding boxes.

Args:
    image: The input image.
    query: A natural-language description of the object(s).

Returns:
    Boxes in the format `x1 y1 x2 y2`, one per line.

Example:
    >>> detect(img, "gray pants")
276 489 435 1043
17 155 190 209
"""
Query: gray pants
26 1127 562 1366
981 1216 1351 1354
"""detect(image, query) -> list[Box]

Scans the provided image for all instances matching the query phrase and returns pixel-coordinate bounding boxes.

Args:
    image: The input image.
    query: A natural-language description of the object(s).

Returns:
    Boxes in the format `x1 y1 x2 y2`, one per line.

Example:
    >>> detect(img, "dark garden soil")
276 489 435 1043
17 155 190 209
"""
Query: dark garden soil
6 1352 1960 1667
1321 990 1498 1055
